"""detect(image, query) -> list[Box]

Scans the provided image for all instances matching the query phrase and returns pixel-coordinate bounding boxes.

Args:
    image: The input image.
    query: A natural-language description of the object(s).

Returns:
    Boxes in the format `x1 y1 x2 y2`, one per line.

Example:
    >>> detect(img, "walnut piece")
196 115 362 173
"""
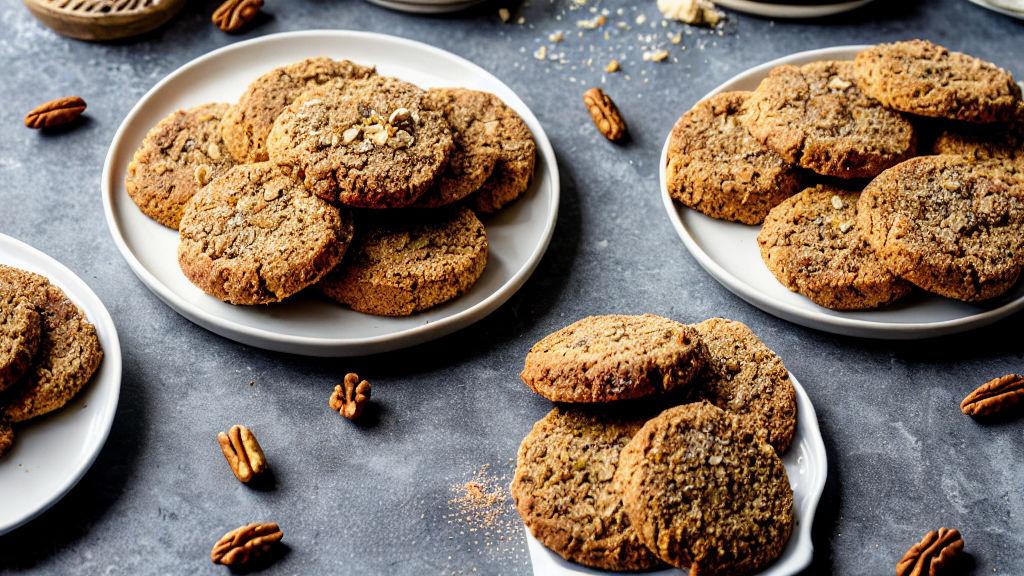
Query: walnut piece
24 96 86 129
329 373 372 420
961 374 1024 417
211 522 283 566
212 0 263 33
896 528 964 576
583 88 627 142
217 424 267 483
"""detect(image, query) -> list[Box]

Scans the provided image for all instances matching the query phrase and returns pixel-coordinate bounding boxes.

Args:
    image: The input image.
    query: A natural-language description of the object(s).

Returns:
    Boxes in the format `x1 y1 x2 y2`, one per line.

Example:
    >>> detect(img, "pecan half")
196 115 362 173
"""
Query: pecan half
24 96 86 129
961 374 1024 417
217 424 267 483
329 373 371 420
212 0 263 33
896 528 963 576
583 88 627 142
211 522 283 566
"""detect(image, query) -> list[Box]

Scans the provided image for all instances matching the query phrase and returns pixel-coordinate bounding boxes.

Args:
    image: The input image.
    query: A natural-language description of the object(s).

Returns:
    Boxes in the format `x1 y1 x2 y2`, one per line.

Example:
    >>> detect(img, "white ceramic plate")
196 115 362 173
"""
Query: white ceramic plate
102 31 559 357
364 0 486 12
0 234 122 535
967 0 1024 20
526 373 827 576
660 45 1024 339
715 0 875 18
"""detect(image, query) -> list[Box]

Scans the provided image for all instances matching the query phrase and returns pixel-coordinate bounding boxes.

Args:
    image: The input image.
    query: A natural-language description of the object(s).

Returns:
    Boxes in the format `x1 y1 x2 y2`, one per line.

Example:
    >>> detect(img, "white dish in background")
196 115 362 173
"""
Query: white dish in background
715 0 875 18
660 45 1024 339
968 0 1024 20
364 0 486 13
0 234 122 535
102 30 559 357
526 373 827 576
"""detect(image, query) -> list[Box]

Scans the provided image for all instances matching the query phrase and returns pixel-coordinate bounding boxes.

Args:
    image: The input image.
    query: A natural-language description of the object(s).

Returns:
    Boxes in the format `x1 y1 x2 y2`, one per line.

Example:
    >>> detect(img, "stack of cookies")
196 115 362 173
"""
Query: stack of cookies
667 40 1024 310
126 57 537 316
511 314 798 575
0 265 103 457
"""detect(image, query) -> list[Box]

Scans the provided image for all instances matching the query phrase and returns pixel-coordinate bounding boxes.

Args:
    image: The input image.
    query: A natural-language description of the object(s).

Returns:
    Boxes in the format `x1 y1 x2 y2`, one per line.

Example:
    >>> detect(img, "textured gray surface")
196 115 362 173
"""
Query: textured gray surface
1 0 1023 574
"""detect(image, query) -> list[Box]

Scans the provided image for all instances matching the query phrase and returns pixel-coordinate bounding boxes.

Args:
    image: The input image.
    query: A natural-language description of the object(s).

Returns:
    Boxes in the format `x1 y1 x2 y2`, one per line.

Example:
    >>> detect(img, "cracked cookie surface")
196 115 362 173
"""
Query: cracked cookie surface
178 162 353 305
854 40 1021 124
521 314 704 403
267 76 454 208
741 60 917 179
0 290 40 393
933 104 1024 164
758 185 913 310
511 406 665 572
126 103 236 229
667 91 803 224
467 95 536 214
857 156 1024 301
320 207 488 316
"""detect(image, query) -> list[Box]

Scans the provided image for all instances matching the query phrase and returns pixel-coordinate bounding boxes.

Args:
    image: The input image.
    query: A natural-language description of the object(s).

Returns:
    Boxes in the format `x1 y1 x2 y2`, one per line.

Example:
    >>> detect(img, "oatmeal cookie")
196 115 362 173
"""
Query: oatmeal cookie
858 155 1024 301
511 407 665 572
0 291 40 393
267 76 454 208
0 265 103 423
125 103 236 229
758 185 913 310
741 60 917 179
0 415 12 457
614 402 793 575
320 207 488 316
221 58 376 163
667 91 803 224
468 97 536 214
932 104 1024 163
854 40 1021 124
521 314 705 404
178 163 354 305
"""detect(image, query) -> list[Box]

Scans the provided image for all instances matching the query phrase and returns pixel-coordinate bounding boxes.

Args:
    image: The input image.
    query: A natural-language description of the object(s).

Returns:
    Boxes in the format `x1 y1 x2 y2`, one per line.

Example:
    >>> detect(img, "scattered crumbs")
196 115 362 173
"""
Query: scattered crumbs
576 14 606 29
516 16 526 24
548 30 565 42
634 14 647 25
497 7 511 22
643 49 670 62
441 464 525 574
534 45 547 60
605 59 620 73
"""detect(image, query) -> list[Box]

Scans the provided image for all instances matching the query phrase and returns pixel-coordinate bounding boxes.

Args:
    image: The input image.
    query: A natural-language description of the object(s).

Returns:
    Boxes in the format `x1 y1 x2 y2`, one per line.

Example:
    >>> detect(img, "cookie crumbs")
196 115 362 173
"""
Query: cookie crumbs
441 464 526 574
498 8 511 22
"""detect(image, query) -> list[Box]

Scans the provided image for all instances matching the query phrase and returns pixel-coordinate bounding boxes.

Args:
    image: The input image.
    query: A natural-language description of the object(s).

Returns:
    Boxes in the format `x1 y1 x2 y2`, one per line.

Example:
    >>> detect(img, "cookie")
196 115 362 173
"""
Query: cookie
178 163 354 305
854 40 1021 124
0 291 40 393
411 89 502 208
0 415 12 458
0 265 103 423
221 58 376 163
320 207 488 316
932 104 1024 164
521 314 705 404
467 96 536 214
267 76 454 208
125 103 236 229
742 60 917 179
666 91 803 224
614 402 794 575
857 155 1024 301
691 318 798 454
758 185 914 310
511 407 665 572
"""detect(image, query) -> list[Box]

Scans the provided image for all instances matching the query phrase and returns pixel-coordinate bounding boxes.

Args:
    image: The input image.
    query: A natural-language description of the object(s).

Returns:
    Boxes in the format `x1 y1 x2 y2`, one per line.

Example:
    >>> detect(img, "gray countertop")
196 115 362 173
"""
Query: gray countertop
1 0 1022 574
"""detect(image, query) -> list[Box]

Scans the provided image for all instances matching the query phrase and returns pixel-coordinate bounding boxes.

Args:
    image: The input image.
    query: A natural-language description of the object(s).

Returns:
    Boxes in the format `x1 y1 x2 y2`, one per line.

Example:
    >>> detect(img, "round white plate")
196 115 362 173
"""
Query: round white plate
102 30 559 357
715 0 875 18
364 0 485 12
967 0 1024 20
0 234 122 535
526 372 827 576
660 45 1024 339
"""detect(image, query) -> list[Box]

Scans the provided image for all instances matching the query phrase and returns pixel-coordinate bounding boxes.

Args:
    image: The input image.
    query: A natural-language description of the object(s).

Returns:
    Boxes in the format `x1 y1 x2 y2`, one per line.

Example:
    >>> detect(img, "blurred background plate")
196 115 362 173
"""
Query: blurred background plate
715 0 875 18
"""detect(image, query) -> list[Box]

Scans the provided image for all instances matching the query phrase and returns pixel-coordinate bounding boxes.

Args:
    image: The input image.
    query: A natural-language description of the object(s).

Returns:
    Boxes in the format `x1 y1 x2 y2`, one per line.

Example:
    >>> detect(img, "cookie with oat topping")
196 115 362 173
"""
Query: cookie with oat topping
126 103 236 229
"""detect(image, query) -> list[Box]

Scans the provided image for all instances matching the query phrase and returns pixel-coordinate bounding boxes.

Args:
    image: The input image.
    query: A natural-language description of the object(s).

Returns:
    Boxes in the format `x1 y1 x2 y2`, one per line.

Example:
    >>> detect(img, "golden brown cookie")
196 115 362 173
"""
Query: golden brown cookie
468 96 536 214
614 402 794 576
758 185 914 310
125 103 236 229
221 58 376 163
0 265 103 423
0 291 40 393
411 88 502 208
178 163 354 305
511 407 666 572
742 60 917 179
667 91 803 224
320 207 488 316
854 40 1021 124
521 314 705 404
0 415 12 458
690 318 798 454
932 104 1024 164
267 76 454 208
858 155 1024 302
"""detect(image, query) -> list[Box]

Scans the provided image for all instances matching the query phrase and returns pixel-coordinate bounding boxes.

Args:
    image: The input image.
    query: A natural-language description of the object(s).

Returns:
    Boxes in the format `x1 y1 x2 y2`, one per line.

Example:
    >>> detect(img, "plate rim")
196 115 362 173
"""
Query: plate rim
0 233 123 535
714 0 876 18
101 29 560 356
659 44 1024 339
